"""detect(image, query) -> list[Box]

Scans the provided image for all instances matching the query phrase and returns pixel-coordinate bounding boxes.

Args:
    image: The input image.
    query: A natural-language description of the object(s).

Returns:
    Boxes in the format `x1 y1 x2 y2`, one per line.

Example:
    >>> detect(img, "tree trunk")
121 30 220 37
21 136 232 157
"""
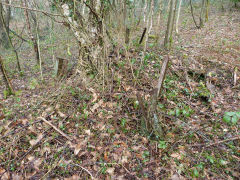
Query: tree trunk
190 0 201 29
0 1 21 72
169 0 178 44
55 0 104 75
4 0 10 35
0 2 9 48
176 0 182 34
164 0 176 49
205 0 210 22
0 55 14 95
22 0 40 65
144 0 154 52
200 0 205 28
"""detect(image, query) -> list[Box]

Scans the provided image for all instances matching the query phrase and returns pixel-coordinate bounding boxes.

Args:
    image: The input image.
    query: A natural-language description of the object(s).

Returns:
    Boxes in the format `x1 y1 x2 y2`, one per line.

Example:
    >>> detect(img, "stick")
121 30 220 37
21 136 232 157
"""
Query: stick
71 163 94 179
155 56 170 98
38 117 72 141
191 136 240 147
10 29 28 42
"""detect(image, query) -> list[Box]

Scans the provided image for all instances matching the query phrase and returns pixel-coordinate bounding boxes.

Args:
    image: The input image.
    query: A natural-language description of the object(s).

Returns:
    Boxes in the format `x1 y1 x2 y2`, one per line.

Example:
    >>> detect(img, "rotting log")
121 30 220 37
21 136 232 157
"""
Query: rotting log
0 55 15 95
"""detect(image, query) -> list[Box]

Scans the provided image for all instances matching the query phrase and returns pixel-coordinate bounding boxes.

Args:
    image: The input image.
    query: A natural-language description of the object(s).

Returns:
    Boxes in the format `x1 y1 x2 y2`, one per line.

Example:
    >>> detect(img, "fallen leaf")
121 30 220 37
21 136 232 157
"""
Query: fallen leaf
106 167 115 176
64 175 80 180
89 88 98 103
121 156 128 164
1 171 10 180
55 104 60 110
171 153 181 160
91 99 104 112
34 158 43 171
171 173 182 180
58 111 66 118
12 173 23 180
73 139 88 155
27 156 35 161
29 134 43 146
46 107 53 113
85 129 91 136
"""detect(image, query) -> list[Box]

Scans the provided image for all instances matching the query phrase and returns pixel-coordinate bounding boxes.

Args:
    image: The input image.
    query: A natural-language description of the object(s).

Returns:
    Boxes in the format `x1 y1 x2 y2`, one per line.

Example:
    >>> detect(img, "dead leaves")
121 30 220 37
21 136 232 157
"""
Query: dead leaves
68 130 92 155
106 167 115 176
91 99 104 112
64 175 80 180
0 109 4 120
29 133 44 146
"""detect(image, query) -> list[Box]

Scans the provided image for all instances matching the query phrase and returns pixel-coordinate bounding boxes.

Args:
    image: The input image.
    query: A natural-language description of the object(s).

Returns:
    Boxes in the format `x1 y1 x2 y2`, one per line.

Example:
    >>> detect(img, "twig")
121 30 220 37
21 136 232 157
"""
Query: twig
38 117 73 141
10 29 28 42
1 3 63 17
40 157 64 180
71 163 94 179
0 120 42 139
95 162 140 180
16 131 48 163
190 136 240 147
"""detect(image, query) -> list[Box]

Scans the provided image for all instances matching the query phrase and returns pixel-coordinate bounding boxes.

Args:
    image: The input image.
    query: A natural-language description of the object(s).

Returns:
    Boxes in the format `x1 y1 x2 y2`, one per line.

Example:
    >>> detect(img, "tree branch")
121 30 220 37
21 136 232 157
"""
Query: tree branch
1 2 63 17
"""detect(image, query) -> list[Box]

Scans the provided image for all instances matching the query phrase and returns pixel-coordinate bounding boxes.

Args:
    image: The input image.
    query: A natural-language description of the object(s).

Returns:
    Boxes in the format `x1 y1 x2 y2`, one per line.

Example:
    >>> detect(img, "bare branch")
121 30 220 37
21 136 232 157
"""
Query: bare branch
1 2 63 17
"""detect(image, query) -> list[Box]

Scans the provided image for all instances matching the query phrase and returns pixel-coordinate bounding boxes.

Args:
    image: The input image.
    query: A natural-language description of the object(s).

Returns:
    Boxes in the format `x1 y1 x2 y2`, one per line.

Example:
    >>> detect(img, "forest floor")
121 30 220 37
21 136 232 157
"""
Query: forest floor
0 9 240 180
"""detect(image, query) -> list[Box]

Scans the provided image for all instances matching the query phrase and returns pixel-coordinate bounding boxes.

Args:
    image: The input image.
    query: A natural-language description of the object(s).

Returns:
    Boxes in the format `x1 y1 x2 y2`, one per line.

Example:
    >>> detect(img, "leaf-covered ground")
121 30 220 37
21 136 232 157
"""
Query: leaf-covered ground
0 9 240 180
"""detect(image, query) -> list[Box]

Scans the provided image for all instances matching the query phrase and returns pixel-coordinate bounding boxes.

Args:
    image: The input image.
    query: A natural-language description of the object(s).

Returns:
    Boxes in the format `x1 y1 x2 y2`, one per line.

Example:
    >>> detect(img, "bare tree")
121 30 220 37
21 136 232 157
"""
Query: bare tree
190 0 209 29
22 0 40 65
53 0 108 75
0 1 21 72
190 0 201 29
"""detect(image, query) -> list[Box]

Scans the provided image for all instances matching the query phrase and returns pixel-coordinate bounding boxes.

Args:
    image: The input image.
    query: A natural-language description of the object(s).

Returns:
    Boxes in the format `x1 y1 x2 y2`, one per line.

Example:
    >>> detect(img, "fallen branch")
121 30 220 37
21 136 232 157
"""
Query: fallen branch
190 136 240 147
38 117 73 141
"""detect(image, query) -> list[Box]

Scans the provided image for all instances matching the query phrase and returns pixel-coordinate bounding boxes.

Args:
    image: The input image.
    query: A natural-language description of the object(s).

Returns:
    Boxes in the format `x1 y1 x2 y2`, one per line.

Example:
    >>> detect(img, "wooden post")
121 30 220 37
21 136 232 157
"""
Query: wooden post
56 57 68 78
125 27 130 45
139 27 147 44
148 56 170 137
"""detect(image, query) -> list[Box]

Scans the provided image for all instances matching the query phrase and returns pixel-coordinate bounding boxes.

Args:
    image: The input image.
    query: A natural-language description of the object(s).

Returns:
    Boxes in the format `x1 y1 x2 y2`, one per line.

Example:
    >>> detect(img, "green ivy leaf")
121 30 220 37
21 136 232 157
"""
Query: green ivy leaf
219 159 228 166
193 168 199 178
231 115 239 124
223 115 231 124
235 112 240 118
225 112 235 116
206 156 214 164
158 141 167 149
169 110 175 116
176 108 181 117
